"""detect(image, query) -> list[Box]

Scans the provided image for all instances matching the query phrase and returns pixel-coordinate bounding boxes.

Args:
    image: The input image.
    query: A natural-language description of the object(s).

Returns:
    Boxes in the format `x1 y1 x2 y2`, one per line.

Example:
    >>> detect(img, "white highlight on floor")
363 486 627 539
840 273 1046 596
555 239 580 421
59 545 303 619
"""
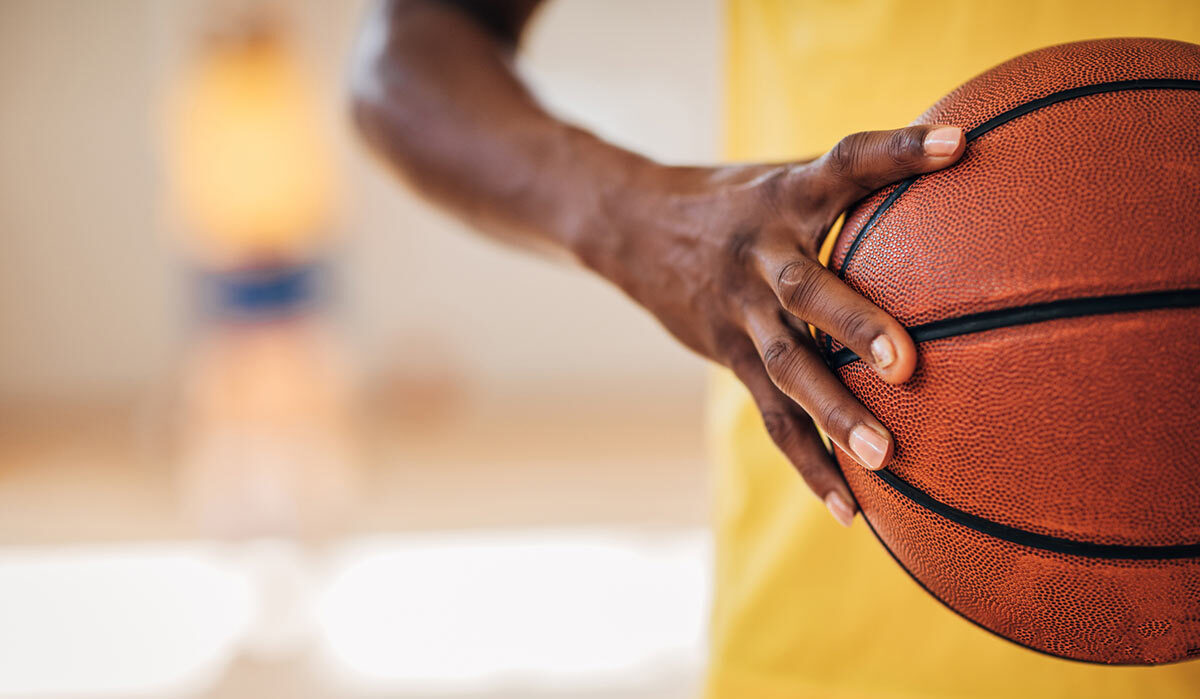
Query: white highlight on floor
314 528 710 694
0 528 710 697
0 544 255 696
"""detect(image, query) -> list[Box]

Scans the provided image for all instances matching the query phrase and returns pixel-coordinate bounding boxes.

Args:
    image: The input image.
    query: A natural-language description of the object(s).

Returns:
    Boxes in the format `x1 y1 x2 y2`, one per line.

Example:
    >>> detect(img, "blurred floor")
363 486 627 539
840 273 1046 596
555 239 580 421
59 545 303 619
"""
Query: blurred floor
0 388 710 698
0 1 720 695
0 385 708 542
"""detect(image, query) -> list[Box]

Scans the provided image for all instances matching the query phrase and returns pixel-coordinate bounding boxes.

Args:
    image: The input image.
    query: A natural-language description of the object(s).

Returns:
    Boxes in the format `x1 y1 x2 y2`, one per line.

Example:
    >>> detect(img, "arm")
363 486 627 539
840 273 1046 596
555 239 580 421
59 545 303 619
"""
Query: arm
349 0 628 257
349 0 965 525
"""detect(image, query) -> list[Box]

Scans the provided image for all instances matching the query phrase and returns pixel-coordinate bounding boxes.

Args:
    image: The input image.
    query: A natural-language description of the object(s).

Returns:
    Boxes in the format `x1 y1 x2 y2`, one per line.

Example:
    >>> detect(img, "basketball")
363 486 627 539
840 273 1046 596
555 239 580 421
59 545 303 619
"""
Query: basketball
820 38 1200 664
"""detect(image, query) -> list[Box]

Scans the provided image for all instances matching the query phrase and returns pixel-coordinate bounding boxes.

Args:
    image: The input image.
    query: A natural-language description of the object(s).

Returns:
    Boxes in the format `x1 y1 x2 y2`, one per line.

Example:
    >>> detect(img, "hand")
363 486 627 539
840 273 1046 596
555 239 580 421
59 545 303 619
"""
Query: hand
349 1 964 525
582 125 965 526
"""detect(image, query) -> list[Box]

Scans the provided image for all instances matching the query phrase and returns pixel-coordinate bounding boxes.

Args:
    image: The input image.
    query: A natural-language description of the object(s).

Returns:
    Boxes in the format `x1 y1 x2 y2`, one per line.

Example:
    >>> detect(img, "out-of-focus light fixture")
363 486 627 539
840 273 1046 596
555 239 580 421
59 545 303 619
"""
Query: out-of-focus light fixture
163 20 335 265
160 12 356 540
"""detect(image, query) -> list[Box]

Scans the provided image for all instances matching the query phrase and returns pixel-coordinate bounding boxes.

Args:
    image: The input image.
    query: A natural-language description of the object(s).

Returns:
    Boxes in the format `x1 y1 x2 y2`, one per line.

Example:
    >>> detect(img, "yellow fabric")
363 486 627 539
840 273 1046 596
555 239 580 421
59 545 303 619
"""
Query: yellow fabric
711 2 1200 697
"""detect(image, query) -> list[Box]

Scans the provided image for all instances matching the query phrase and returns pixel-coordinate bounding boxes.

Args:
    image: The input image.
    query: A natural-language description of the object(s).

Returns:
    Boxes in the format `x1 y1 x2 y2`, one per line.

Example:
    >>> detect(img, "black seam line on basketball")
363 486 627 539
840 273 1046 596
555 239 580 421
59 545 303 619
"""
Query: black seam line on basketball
869 468 1200 560
822 179 913 356
826 289 1200 370
835 441 1187 665
852 506 1169 666
834 78 1200 280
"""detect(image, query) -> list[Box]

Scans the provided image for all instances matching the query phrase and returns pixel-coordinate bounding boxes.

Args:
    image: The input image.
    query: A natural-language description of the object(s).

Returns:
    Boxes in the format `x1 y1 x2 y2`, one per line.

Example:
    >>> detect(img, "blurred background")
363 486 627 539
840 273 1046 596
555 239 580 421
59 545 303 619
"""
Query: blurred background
0 0 720 696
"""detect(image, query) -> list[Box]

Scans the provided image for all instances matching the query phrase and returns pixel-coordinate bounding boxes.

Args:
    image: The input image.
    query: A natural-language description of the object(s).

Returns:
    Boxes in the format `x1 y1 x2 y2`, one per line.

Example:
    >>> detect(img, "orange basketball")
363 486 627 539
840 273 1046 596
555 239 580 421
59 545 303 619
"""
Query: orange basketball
819 38 1200 664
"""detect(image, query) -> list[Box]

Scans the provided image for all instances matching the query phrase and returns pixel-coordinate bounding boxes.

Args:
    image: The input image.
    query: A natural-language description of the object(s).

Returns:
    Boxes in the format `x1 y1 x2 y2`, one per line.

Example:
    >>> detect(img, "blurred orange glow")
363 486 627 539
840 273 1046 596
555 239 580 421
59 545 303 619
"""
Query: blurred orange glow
177 318 360 538
0 0 714 695
163 29 336 264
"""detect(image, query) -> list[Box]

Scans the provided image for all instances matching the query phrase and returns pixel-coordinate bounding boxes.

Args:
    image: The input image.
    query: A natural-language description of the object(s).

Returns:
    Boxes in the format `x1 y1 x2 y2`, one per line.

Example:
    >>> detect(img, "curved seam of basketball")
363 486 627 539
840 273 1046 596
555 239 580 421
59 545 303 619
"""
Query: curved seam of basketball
829 288 1200 559
868 468 1200 559
827 75 1200 663
854 509 1183 666
826 288 1200 368
832 78 1200 287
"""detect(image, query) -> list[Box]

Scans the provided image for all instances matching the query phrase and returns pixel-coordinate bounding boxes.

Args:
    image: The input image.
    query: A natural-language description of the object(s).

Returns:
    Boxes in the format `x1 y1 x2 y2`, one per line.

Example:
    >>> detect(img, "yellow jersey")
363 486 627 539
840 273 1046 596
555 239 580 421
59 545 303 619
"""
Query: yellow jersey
711 1 1200 697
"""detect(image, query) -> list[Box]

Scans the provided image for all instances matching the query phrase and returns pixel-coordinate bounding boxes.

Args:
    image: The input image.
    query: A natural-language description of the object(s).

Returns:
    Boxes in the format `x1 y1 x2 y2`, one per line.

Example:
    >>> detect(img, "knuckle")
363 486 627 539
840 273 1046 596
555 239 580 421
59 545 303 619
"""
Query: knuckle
759 409 791 446
724 227 759 271
793 449 833 484
775 259 826 314
769 349 821 398
761 337 796 376
817 399 859 440
826 132 867 179
830 305 883 346
754 165 798 218
885 128 925 167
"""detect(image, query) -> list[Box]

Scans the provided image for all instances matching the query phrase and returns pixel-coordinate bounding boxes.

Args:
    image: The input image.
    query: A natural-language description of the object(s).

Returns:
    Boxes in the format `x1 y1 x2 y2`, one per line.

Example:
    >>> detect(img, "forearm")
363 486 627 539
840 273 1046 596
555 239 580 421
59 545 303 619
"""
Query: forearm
349 0 975 522
349 0 655 264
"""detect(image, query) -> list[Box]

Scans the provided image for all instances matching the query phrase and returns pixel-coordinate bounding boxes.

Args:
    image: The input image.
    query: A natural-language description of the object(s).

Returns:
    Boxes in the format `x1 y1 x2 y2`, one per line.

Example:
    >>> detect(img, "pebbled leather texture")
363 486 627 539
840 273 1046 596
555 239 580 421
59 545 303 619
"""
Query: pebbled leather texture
819 39 1200 664
836 438 1200 665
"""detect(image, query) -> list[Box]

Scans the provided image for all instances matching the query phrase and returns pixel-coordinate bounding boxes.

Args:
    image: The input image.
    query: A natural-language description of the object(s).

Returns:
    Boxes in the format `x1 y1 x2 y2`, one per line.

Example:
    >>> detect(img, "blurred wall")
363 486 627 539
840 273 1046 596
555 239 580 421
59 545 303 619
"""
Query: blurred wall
0 0 720 404
0 0 173 401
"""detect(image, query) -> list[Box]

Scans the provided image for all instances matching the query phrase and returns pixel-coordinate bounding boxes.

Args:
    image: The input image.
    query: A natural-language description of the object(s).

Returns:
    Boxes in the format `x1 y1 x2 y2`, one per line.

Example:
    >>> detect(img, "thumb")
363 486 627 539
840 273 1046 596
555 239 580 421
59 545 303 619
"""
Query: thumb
812 124 964 212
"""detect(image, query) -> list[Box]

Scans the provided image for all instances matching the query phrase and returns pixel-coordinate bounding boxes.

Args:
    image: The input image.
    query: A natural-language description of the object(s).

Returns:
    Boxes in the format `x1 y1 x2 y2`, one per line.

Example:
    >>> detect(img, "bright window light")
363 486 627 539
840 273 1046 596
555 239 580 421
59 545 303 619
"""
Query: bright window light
0 528 710 697
314 528 710 694
0 544 254 697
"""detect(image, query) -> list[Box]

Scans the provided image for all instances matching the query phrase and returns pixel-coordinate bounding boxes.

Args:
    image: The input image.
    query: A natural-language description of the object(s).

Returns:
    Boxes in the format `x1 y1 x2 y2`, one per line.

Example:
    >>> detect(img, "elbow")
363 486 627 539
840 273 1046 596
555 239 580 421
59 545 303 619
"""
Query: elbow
348 73 385 148
348 1 430 148
347 8 392 146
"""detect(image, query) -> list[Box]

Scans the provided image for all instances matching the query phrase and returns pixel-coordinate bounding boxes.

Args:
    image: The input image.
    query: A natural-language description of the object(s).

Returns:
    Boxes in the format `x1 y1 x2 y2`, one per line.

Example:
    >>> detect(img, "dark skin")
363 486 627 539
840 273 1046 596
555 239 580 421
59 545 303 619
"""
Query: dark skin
349 0 966 526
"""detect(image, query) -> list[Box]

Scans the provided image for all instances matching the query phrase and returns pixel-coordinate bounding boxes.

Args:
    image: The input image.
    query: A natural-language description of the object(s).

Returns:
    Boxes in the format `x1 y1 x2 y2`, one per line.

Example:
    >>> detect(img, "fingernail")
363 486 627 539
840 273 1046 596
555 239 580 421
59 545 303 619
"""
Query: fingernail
923 126 962 157
870 335 895 370
825 492 855 528
849 425 890 470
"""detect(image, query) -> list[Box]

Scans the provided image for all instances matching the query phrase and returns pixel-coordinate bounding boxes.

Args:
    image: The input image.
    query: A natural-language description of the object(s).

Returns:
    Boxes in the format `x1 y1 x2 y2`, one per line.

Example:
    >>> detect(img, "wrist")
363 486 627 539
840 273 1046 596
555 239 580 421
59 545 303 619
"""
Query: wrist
555 128 663 281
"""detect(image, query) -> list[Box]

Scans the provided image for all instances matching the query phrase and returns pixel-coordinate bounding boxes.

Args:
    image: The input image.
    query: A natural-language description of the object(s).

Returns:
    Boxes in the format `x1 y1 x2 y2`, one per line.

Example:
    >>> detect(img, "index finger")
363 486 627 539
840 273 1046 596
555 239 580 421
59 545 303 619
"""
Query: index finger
753 251 917 384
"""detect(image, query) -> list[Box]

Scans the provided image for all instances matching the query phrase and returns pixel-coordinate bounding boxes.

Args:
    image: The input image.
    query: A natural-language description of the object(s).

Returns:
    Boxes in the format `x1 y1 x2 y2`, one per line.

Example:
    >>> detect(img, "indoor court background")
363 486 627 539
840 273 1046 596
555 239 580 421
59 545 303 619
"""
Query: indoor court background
0 0 720 696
